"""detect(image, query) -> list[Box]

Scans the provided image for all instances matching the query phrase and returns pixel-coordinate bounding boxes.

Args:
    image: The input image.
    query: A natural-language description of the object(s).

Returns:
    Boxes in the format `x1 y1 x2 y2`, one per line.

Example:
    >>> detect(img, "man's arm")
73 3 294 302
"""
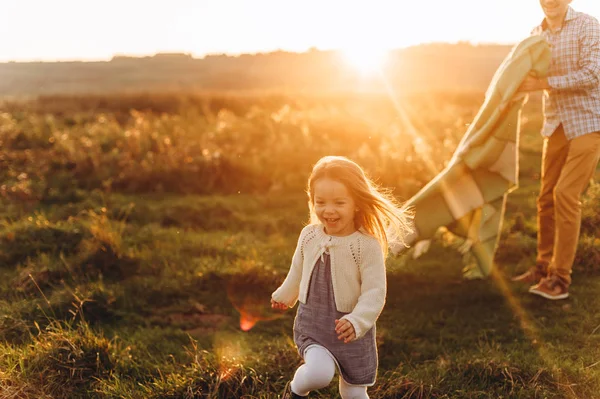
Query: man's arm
549 17 600 91
518 75 551 92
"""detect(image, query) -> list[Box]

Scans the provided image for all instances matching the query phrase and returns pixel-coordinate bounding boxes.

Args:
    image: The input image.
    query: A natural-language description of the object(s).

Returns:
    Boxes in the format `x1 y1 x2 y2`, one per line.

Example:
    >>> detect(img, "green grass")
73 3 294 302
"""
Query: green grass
1 92 599 398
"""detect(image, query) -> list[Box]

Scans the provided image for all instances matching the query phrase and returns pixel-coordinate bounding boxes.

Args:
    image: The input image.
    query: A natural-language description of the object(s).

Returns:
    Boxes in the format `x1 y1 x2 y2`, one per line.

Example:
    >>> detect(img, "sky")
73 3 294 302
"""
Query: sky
1 0 599 62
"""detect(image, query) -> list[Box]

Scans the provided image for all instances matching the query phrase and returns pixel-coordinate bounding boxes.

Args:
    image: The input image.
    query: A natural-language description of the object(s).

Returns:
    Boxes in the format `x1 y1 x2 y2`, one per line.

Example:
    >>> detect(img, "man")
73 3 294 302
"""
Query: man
512 0 600 300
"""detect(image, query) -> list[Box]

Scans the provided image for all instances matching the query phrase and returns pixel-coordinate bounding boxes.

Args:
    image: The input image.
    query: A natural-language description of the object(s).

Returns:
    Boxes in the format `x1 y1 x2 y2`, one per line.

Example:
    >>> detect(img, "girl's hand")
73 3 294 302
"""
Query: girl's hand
334 319 356 343
270 299 288 311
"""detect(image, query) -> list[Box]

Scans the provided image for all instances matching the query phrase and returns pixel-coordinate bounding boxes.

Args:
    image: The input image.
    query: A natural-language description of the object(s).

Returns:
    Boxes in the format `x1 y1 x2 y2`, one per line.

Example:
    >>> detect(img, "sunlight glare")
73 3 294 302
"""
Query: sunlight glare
341 46 388 75
214 332 246 379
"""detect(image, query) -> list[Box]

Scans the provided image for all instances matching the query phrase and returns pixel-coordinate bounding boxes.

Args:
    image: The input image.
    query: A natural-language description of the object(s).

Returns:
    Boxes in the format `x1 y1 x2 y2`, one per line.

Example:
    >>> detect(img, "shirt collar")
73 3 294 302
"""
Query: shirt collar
540 6 577 31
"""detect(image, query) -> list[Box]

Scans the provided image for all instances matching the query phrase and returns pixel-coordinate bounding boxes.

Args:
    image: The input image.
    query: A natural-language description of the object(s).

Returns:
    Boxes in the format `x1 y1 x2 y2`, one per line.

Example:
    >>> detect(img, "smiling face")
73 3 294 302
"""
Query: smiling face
539 0 572 23
312 177 357 237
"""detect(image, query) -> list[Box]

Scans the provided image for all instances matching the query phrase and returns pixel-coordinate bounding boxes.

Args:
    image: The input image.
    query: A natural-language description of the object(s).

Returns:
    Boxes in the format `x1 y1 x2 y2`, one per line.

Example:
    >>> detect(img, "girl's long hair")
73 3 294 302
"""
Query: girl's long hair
307 156 413 256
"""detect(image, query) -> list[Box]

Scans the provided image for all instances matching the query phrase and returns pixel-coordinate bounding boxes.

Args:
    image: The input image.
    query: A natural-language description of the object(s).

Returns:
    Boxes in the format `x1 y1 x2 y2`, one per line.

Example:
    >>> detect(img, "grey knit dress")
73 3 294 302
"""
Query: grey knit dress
293 252 378 386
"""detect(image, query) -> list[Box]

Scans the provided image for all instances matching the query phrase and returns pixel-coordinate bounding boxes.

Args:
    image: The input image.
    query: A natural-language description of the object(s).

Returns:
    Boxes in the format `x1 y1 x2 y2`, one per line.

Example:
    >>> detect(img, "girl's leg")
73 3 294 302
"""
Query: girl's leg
290 346 336 396
339 378 369 399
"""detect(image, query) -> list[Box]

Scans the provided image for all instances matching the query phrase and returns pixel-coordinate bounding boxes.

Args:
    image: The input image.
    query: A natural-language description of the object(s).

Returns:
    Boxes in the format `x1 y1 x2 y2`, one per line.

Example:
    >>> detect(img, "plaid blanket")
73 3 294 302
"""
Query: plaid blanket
399 36 552 279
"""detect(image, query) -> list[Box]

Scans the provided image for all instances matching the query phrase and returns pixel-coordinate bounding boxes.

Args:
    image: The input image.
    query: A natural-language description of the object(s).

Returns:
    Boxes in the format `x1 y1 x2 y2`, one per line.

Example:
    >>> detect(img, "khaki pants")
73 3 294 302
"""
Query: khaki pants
536 125 600 286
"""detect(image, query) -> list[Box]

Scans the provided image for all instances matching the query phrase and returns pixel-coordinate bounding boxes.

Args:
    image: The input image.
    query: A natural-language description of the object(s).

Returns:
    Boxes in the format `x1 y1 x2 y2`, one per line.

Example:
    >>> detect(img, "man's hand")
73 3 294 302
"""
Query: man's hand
518 76 550 92
335 319 356 343
270 299 288 310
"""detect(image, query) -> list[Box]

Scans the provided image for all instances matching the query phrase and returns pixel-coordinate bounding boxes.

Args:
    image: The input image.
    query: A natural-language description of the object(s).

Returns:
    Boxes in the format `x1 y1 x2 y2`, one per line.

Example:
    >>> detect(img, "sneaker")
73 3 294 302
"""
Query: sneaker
511 267 546 284
281 381 307 399
528 276 569 300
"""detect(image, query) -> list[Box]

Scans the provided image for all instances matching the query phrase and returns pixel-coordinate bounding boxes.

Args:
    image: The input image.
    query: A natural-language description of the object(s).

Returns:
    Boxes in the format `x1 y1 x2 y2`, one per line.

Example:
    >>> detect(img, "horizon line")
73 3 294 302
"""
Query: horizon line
0 40 518 64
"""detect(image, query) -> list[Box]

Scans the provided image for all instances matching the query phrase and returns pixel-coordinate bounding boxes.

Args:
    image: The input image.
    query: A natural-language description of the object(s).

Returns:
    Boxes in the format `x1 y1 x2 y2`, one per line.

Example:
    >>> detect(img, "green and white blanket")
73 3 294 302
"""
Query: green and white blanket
400 36 551 279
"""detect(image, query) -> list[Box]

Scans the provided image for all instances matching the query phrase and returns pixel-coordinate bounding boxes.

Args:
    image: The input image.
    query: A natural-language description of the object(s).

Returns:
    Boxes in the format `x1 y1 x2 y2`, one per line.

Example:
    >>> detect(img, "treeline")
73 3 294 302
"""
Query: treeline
0 43 513 96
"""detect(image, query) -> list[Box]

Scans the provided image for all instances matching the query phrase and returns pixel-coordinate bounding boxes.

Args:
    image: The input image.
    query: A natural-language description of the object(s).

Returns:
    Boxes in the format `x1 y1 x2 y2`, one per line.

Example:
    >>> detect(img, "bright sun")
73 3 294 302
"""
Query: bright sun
341 47 389 75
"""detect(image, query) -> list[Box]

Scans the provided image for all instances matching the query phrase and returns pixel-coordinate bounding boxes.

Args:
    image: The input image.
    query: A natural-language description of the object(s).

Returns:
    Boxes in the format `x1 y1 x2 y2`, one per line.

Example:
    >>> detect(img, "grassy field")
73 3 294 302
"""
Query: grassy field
0 92 599 398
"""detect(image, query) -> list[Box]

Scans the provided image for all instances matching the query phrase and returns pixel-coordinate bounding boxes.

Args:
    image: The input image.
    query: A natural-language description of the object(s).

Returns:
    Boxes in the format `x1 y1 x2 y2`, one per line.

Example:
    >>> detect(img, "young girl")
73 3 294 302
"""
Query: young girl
271 155 412 399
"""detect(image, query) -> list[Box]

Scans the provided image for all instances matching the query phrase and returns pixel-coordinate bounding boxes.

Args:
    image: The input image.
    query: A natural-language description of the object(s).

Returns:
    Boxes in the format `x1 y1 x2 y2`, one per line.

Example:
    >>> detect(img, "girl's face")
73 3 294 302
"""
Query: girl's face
312 177 357 237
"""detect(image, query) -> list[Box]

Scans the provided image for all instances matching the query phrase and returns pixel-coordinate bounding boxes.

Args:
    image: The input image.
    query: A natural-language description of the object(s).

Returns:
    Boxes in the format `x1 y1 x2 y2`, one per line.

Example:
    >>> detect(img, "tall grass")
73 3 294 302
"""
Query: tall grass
1 92 484 204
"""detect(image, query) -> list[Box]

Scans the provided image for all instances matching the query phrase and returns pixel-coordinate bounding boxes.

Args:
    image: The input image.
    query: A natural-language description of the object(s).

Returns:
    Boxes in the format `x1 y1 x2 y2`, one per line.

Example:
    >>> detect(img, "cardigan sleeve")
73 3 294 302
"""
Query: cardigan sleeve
271 225 309 307
341 237 387 340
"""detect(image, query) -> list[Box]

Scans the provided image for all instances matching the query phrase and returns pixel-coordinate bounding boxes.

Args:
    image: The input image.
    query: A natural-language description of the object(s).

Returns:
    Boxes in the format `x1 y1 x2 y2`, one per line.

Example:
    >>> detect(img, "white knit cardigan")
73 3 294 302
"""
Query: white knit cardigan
271 224 386 340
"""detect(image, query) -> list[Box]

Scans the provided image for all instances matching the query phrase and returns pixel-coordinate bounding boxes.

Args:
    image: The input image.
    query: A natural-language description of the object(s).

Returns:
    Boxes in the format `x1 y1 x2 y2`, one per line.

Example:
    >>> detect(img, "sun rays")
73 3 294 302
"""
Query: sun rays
380 72 575 394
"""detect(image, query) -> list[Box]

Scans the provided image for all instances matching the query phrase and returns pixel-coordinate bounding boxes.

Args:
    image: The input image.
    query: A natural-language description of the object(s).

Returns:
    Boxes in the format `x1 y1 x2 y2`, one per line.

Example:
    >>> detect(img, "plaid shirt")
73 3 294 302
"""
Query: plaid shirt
532 7 600 139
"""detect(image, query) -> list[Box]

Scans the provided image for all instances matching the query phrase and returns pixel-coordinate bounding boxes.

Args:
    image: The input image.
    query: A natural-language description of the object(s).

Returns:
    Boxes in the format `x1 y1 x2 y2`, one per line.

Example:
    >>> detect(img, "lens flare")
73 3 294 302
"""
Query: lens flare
239 313 259 332
213 332 245 380
226 264 287 332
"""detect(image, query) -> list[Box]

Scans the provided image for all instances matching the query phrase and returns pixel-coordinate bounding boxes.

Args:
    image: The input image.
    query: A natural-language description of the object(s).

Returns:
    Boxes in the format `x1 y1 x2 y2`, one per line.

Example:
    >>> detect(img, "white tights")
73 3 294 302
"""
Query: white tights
290 346 369 399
